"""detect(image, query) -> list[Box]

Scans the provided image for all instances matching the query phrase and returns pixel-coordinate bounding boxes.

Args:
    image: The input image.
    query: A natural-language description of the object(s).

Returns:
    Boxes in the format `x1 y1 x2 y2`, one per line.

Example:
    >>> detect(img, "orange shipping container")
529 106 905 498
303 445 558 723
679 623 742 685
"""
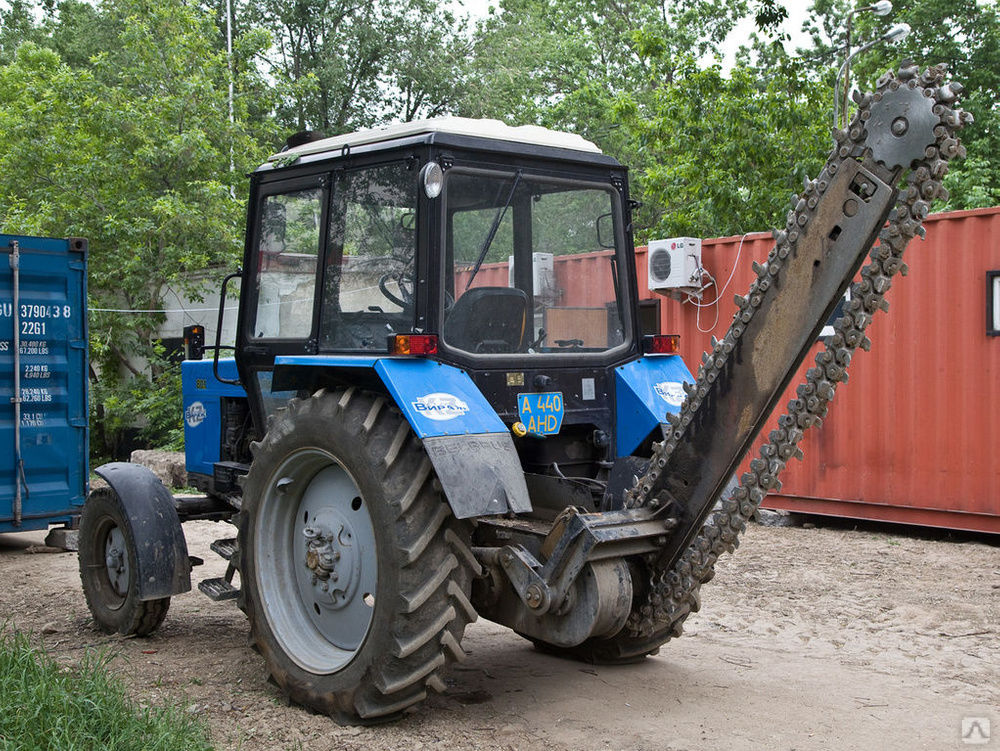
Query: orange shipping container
638 207 1000 534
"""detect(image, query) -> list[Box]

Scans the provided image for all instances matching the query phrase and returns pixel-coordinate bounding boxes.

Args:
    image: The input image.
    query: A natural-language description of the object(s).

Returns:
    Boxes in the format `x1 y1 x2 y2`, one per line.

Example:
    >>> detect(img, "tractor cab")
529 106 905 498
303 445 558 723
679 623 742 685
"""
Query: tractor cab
196 118 688 517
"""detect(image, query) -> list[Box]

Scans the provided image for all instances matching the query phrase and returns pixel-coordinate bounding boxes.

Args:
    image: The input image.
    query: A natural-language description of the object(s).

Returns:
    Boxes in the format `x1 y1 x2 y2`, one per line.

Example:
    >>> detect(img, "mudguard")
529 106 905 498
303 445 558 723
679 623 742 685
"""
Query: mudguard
93 462 191 600
273 356 532 519
614 355 695 457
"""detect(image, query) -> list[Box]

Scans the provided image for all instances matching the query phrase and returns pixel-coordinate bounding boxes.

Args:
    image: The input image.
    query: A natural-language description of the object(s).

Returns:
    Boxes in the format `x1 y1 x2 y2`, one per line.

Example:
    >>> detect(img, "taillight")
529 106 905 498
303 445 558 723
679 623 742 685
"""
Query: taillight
389 334 438 356
642 334 681 355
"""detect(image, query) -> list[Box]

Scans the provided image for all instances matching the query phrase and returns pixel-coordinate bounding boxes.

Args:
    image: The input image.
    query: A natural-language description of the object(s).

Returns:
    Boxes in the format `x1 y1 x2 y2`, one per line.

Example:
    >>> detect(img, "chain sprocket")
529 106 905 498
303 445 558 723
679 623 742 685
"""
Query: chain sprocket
624 63 971 639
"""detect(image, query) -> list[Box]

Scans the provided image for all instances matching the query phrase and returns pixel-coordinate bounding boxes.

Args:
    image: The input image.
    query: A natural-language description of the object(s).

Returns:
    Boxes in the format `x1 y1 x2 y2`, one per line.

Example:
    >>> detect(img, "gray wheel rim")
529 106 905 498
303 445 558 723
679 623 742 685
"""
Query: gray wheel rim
255 448 378 675
103 524 129 602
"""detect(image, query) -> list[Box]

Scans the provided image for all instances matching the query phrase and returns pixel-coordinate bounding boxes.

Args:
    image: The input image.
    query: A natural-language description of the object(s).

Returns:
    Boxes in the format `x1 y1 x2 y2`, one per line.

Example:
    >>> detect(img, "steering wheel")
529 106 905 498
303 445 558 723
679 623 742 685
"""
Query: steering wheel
378 271 413 309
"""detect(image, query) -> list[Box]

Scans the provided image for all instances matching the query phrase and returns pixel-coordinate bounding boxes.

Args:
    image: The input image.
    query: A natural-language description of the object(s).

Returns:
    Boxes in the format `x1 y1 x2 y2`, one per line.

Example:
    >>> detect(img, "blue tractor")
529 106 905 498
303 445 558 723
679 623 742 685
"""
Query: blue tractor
77 66 968 722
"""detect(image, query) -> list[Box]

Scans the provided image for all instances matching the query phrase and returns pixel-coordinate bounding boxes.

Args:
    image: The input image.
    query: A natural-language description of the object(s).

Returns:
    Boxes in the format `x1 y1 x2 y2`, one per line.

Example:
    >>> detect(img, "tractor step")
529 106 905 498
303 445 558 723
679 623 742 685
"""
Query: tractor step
198 577 240 601
210 538 238 561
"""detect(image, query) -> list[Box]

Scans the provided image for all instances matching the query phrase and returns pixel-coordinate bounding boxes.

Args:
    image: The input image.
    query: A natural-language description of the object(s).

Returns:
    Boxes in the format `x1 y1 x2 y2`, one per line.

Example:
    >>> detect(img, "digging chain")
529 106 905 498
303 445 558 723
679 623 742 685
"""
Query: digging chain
623 64 971 639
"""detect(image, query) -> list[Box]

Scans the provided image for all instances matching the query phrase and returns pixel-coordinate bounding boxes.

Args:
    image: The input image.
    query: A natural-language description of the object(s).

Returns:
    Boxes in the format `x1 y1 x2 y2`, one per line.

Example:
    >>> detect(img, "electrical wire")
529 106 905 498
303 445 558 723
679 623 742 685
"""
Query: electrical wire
88 306 238 313
684 232 753 334
692 268 721 333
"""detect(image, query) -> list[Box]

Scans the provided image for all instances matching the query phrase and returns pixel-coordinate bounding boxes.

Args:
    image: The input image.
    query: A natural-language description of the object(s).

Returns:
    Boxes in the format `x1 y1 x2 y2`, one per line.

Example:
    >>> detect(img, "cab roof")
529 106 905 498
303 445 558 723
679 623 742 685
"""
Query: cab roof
260 117 619 173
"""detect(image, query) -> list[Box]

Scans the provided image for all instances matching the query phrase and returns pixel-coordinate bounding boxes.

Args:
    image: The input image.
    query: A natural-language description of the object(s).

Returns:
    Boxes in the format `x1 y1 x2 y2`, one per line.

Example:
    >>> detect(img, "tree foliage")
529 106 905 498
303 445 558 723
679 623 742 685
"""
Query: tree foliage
617 58 830 238
848 0 1000 209
0 0 996 455
0 0 270 457
247 0 467 132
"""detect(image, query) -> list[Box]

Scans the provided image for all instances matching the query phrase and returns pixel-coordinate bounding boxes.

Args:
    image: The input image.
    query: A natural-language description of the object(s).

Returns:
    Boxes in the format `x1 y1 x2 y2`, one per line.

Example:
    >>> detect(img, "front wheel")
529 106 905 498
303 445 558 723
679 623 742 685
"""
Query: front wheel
78 487 170 636
239 388 479 722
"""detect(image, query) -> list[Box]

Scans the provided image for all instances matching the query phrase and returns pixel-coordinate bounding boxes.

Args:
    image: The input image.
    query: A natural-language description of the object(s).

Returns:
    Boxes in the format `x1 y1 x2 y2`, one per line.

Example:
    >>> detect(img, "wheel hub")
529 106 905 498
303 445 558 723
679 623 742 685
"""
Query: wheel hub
301 510 362 610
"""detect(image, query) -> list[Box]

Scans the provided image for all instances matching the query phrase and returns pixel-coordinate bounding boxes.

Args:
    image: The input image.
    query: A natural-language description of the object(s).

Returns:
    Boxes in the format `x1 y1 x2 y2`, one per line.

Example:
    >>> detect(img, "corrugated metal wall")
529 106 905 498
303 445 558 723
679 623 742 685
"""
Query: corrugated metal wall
638 207 1000 533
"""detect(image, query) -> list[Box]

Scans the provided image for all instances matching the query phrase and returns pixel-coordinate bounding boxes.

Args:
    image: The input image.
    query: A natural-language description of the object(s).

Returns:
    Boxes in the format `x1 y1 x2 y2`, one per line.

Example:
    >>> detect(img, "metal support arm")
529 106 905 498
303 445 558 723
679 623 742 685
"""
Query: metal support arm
480 505 678 615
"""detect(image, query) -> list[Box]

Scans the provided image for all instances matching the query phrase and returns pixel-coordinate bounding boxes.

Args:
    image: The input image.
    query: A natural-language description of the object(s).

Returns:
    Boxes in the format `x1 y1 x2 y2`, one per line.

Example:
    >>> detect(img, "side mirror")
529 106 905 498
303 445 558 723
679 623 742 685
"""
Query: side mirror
597 212 616 249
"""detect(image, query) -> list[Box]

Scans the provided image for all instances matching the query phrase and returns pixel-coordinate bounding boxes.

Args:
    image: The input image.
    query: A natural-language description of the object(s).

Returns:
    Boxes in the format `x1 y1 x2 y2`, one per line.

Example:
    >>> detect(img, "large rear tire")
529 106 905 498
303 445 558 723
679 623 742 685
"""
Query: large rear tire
78 487 171 636
239 388 479 722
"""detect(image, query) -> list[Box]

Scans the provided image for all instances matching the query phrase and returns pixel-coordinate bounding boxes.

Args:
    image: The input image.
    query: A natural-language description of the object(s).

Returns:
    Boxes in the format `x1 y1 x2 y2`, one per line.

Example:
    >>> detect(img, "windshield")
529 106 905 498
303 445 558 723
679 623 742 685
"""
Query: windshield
442 169 629 357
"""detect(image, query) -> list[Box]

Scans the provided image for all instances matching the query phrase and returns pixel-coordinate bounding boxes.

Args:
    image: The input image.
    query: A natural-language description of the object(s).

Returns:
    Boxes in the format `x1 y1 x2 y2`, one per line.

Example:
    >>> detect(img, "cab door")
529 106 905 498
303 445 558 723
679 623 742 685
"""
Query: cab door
237 172 329 428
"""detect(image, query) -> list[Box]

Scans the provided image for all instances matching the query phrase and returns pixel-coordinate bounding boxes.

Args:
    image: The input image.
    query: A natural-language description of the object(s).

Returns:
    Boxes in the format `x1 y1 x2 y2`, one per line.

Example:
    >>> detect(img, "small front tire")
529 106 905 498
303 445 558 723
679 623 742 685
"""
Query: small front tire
78 487 170 636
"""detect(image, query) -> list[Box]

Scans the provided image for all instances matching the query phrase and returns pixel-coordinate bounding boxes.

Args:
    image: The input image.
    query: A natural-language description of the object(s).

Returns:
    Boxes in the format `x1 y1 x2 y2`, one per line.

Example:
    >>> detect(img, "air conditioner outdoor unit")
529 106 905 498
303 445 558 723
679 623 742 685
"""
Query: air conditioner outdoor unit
647 237 702 294
508 252 556 303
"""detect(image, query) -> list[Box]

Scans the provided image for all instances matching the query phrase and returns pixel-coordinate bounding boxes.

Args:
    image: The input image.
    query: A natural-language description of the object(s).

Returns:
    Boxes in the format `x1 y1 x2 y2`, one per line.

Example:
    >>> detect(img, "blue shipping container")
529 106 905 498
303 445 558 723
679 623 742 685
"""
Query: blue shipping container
0 235 88 533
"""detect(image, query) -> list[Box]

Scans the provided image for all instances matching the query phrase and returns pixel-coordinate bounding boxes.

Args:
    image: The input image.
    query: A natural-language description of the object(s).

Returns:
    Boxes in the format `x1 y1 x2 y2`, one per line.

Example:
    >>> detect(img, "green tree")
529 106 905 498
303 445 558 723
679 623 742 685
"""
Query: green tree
460 0 747 132
458 0 756 237
796 0 998 210
0 0 271 457
846 0 1000 209
250 0 465 133
616 57 830 239
0 0 45 63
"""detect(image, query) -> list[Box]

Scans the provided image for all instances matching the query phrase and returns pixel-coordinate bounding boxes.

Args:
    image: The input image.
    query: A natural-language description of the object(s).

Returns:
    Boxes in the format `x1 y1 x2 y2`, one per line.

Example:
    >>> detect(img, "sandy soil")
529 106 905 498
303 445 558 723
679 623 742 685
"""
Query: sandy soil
1 517 996 751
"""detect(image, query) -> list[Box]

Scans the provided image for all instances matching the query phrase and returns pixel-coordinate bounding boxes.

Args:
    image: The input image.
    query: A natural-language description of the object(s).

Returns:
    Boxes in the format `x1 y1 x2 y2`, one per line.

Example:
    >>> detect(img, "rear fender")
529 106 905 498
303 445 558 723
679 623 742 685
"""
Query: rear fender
273 356 532 519
93 462 191 600
614 355 695 457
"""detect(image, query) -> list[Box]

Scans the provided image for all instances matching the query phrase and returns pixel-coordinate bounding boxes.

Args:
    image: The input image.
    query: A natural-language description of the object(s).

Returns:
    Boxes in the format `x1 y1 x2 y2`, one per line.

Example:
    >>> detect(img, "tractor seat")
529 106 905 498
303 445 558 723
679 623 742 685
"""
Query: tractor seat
443 287 529 354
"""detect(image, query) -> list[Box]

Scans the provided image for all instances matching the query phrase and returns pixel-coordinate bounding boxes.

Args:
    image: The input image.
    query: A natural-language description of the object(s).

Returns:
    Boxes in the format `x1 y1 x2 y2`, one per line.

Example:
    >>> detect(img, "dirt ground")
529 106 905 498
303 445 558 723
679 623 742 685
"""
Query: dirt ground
1 516 996 751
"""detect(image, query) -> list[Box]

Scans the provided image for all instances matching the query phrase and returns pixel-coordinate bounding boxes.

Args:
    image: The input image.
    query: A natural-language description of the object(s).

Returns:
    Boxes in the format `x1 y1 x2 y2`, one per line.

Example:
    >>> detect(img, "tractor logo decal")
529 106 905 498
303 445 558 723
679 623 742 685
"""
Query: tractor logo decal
412 392 470 421
184 401 207 428
654 381 686 407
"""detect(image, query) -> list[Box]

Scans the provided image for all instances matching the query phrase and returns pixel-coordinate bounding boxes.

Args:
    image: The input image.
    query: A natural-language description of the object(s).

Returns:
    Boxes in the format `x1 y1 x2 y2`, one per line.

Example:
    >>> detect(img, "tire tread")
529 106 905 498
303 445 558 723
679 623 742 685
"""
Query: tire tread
240 389 477 723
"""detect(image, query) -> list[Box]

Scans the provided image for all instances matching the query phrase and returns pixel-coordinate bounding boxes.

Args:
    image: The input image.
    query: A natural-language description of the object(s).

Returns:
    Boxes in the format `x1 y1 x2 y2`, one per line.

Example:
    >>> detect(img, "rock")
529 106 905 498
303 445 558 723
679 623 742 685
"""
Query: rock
24 545 64 554
44 528 79 551
755 509 796 527
130 449 188 489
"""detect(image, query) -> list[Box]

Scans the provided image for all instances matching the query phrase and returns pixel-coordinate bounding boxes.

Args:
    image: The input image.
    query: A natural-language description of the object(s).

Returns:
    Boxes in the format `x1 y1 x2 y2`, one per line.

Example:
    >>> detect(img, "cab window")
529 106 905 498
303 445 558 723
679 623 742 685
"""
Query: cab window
252 187 324 339
320 161 418 350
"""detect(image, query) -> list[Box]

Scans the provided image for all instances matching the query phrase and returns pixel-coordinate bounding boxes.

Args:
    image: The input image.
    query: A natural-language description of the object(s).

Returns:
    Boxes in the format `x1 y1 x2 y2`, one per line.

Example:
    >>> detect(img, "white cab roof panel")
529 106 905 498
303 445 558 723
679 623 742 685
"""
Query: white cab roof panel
268 117 602 162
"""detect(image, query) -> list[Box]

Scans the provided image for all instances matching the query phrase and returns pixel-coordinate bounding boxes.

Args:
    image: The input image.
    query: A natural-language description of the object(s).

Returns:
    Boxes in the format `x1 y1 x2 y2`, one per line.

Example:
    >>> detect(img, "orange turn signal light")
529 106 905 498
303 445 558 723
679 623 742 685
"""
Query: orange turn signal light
642 334 681 355
390 334 438 356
